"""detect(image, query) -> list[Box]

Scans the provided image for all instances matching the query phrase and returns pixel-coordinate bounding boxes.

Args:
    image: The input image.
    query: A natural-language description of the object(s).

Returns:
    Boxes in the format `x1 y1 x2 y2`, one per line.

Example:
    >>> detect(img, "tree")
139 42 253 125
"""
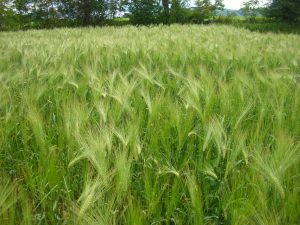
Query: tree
0 0 8 29
75 0 116 25
160 0 190 24
127 0 161 24
57 0 78 19
161 0 169 23
106 0 120 19
169 0 189 23
0 0 16 30
212 0 224 18
13 0 29 14
267 0 300 22
241 0 260 21
191 0 219 23
214 0 224 10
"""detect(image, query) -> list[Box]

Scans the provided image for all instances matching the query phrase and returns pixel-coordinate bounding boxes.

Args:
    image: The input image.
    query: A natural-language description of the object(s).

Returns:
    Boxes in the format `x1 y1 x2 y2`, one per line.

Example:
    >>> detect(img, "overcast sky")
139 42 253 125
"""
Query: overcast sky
223 0 269 9
224 0 244 9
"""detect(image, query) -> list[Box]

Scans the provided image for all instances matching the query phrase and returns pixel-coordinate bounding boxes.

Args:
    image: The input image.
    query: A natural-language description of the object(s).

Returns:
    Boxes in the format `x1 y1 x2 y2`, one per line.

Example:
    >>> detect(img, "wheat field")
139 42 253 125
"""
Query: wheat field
0 25 300 224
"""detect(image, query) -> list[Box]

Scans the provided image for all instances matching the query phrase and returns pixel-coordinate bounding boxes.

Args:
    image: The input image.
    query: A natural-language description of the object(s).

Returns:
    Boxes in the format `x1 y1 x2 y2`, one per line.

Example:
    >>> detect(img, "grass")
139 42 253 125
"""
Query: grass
0 25 300 224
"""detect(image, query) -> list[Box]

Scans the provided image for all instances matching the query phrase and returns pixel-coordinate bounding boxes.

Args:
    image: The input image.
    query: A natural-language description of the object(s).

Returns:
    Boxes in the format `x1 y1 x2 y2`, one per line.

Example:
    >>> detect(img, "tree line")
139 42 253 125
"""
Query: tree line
0 0 299 31
0 0 122 29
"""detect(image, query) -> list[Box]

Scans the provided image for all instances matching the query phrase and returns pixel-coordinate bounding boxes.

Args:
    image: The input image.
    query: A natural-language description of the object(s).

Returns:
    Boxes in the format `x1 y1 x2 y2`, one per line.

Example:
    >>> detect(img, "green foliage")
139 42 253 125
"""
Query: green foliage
0 25 300 224
190 0 224 23
169 0 188 23
76 0 107 25
241 0 260 22
1 0 300 30
0 0 225 29
238 20 300 33
0 0 121 30
0 0 15 30
217 17 300 34
127 0 161 24
267 0 300 22
127 0 191 25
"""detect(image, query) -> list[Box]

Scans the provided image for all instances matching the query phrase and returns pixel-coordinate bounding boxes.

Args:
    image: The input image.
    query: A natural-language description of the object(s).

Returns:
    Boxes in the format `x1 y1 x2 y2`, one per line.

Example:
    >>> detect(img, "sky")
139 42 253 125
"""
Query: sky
224 0 244 9
223 0 269 9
